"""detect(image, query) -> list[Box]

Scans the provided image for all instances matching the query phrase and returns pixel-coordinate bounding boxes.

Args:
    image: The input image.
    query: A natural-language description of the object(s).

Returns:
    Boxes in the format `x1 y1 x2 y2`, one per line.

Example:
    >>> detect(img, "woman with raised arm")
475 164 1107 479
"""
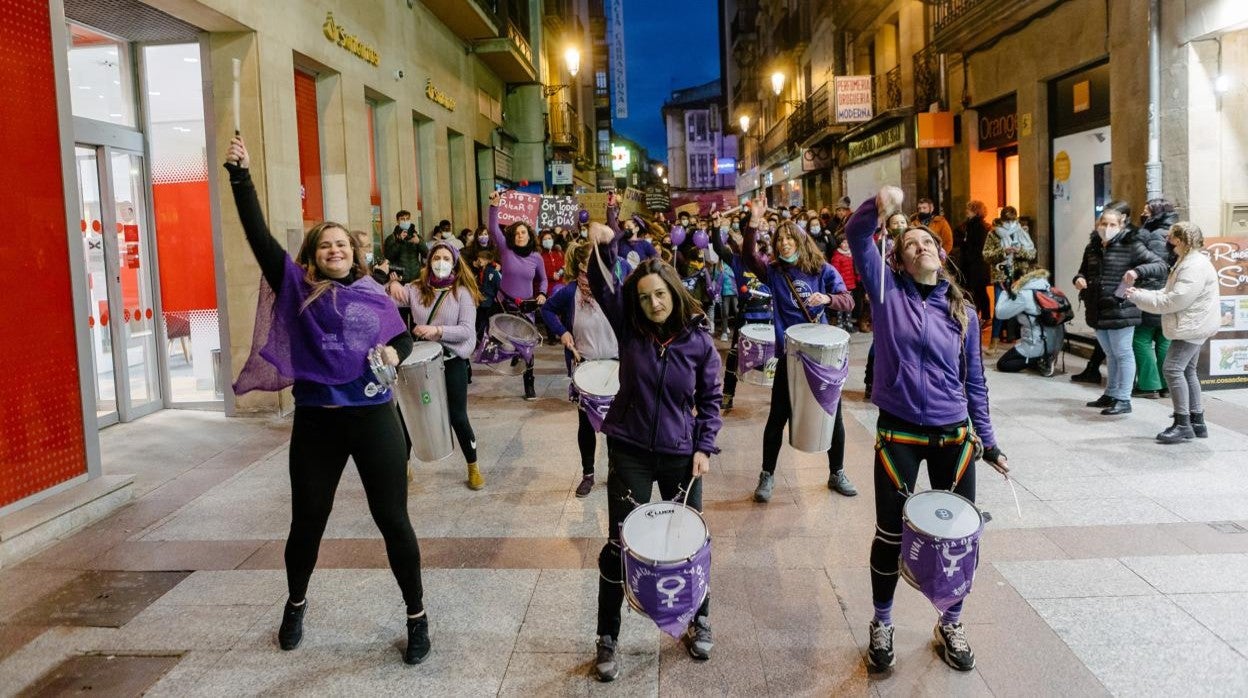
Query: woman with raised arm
225 137 430 665
486 190 549 400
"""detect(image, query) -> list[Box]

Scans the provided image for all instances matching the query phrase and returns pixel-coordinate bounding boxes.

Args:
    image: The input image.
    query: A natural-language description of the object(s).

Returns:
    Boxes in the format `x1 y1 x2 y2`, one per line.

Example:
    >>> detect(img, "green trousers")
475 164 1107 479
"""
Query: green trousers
1133 324 1171 392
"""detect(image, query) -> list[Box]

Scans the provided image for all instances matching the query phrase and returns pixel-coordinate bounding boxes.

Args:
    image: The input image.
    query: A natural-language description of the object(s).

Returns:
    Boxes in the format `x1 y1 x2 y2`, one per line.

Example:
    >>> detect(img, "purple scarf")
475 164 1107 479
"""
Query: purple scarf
234 258 406 394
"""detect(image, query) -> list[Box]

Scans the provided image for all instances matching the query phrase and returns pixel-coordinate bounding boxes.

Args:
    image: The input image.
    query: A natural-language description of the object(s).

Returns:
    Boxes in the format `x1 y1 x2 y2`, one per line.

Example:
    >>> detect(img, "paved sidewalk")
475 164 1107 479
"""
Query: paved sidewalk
2 335 1247 696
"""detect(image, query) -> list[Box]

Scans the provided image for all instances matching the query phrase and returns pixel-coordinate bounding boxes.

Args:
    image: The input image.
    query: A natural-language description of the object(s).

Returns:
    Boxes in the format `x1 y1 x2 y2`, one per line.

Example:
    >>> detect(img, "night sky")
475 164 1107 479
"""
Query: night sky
613 0 720 162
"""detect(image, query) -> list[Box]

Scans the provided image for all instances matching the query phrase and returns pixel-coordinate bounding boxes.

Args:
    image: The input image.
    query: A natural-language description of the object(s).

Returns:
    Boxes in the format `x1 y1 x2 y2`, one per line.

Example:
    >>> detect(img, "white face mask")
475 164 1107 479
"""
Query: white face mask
365 252 375 265
431 260 454 279
398 220 412 230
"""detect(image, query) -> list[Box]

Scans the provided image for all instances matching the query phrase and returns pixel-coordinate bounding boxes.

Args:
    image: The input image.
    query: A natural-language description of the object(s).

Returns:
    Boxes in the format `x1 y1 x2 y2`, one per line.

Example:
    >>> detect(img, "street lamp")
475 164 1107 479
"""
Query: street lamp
544 47 582 96
656 164 665 178
739 114 751 133
771 71 785 96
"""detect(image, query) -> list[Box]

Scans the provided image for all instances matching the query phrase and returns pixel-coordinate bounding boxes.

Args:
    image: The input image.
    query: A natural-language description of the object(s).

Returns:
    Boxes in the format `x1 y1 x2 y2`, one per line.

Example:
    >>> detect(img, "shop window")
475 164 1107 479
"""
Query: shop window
293 69 323 227
997 146 1019 211
67 23 136 127
367 100 386 257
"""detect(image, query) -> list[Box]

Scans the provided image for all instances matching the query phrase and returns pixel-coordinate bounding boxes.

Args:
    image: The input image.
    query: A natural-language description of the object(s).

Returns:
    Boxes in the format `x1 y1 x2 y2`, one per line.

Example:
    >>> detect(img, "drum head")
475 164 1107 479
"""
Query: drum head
572 360 620 398
620 502 708 563
739 323 774 344
904 490 982 540
490 314 542 344
403 341 444 366
785 323 850 365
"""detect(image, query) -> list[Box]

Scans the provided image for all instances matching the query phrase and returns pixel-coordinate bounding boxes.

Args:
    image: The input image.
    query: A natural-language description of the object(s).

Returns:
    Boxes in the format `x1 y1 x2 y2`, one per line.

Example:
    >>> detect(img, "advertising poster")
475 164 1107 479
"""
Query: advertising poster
1200 236 1248 389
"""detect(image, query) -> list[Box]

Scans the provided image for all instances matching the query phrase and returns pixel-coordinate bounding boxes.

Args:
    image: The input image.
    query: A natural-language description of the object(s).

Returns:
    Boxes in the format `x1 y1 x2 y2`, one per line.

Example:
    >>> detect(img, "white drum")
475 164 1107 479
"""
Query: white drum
785 323 850 453
620 501 709 565
571 360 620 432
620 500 713 638
738 323 777 387
393 341 453 462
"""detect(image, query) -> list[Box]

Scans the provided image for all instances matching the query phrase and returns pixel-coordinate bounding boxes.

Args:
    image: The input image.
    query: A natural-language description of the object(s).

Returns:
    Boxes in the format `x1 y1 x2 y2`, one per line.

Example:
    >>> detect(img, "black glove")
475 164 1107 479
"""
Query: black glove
223 160 249 183
983 446 1006 465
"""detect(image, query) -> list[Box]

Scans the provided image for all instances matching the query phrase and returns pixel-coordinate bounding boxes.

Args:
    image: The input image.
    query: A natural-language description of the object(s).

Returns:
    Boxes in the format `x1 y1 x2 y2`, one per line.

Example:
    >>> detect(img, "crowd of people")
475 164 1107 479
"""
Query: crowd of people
224 134 1222 680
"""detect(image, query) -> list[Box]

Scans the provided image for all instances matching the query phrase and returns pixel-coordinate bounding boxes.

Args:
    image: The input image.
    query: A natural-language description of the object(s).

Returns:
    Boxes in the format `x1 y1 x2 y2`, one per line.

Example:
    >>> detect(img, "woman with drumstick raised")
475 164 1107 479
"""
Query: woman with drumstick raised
224 137 431 665
486 189 549 400
396 241 485 490
540 241 619 498
740 197 858 503
582 222 723 682
846 187 1009 673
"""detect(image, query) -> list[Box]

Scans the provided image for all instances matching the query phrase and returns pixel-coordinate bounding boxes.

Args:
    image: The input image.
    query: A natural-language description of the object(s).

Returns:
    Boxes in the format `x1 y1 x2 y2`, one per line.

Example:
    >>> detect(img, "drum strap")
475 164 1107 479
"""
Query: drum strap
875 425 975 492
778 267 823 325
423 290 449 327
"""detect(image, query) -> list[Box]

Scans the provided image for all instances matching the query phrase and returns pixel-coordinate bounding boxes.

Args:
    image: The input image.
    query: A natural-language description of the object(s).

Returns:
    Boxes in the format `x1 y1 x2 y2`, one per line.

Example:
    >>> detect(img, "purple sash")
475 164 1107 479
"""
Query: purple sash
901 523 983 614
795 350 850 416
472 314 539 366
624 541 711 639
738 331 775 374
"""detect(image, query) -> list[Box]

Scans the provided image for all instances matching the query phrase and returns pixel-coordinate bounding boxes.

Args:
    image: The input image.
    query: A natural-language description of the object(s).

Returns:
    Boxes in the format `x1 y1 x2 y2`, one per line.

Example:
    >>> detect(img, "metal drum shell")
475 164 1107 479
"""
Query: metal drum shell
784 323 850 453
393 341 454 462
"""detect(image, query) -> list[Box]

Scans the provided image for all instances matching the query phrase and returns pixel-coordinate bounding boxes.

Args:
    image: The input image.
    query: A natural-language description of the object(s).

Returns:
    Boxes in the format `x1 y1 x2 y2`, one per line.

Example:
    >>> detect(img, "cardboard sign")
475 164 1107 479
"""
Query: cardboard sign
496 191 541 227
538 195 579 229
579 188 645 222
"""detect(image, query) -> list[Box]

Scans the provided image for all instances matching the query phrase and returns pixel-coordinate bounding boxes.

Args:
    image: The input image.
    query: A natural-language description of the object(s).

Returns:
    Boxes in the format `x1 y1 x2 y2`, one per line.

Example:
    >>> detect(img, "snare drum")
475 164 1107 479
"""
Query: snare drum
472 313 542 374
785 323 851 452
737 323 776 387
571 360 619 432
621 501 712 639
391 342 454 463
901 490 984 613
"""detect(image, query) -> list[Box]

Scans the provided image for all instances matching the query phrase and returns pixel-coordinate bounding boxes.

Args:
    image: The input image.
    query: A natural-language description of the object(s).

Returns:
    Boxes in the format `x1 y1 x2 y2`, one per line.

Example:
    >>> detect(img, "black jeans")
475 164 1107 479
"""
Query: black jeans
597 439 709 639
761 356 845 475
996 347 1036 373
577 409 597 475
444 356 478 463
868 411 976 608
287 403 424 613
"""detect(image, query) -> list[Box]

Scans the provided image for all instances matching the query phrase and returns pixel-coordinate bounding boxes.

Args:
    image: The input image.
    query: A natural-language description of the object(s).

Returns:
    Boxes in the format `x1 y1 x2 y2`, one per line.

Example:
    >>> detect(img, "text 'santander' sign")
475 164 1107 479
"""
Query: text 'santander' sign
322 13 379 66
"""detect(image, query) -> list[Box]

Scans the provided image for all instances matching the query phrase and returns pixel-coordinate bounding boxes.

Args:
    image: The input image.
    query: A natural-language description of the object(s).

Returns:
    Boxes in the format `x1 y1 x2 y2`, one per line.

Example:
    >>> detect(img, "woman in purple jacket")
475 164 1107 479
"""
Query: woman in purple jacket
846 188 1010 674
486 190 549 400
741 198 858 503
584 223 723 682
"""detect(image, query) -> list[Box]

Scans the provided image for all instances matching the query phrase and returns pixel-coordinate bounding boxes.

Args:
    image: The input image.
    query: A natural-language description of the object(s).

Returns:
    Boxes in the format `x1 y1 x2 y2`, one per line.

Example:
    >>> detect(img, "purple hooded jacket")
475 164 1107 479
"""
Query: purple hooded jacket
586 239 723 457
846 198 997 448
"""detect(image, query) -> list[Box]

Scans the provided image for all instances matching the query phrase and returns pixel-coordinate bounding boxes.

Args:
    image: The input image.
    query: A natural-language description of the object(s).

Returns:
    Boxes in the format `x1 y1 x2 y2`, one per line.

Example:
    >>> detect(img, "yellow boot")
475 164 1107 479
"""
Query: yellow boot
466 463 485 490
407 464 415 485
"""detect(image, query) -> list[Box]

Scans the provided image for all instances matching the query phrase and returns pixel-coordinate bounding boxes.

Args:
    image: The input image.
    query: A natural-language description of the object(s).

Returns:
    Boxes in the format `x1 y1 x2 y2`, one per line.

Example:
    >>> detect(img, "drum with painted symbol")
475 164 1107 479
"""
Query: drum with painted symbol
571 359 619 432
784 323 850 452
737 323 776 386
392 341 453 462
473 313 542 374
620 501 711 639
901 489 984 613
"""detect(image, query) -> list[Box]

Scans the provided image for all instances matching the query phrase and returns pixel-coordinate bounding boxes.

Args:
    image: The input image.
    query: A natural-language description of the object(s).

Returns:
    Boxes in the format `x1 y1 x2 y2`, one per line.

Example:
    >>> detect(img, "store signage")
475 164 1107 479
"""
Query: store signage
802 145 834 172
977 94 1017 151
1201 236 1248 390
322 12 380 66
917 112 954 149
715 158 736 174
550 161 573 185
845 121 907 164
834 76 874 123
425 79 455 111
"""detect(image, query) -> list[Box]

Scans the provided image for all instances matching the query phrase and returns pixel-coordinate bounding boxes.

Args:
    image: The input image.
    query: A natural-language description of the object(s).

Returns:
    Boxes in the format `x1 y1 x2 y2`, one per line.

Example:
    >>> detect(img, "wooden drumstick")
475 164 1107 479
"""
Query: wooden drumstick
232 58 241 136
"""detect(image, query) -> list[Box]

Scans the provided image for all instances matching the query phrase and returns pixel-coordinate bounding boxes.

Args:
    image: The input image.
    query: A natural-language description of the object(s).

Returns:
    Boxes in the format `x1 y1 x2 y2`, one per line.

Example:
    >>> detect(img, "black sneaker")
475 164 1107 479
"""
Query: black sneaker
404 615 431 664
1086 394 1114 408
934 622 975 671
594 635 619 682
575 474 594 498
685 615 713 660
1101 399 1132 415
278 600 306 650
828 470 858 497
752 471 774 503
1071 369 1102 385
866 620 895 671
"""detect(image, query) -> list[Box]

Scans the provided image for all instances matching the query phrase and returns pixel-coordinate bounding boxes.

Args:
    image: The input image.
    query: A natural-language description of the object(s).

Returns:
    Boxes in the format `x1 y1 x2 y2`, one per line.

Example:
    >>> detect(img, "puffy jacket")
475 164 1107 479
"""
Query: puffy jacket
994 269 1062 359
1129 251 1221 342
384 228 425 283
983 221 1037 284
587 239 723 456
830 249 858 290
958 215 992 284
1134 212 1179 327
1074 228 1169 329
847 198 997 449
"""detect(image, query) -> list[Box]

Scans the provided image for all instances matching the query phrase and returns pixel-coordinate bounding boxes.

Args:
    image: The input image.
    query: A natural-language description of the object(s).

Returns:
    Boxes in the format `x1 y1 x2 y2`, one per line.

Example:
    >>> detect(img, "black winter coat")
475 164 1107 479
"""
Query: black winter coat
1134 212 1179 327
1075 227 1169 330
959 215 992 284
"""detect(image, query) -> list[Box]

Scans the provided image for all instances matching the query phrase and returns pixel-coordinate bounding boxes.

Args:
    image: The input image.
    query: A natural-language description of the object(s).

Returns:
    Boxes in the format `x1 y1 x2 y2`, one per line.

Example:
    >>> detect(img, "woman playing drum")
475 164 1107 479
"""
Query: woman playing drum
741 198 858 502
225 137 431 665
584 223 723 682
846 188 1010 673
397 241 485 490
540 241 620 497
486 190 549 400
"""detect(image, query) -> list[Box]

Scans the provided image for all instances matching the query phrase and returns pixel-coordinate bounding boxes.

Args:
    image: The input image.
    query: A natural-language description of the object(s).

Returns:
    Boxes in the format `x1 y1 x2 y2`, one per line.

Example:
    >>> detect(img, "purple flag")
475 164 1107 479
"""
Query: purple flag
624 544 711 639
568 383 612 432
795 350 850 416
901 525 982 614
738 333 775 374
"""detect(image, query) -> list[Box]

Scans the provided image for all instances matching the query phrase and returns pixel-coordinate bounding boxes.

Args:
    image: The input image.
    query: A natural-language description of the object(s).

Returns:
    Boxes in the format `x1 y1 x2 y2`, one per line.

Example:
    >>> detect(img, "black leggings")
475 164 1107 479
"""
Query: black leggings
597 439 708 639
722 319 745 399
444 356 478 463
286 403 424 614
868 411 976 608
577 409 596 475
761 355 845 475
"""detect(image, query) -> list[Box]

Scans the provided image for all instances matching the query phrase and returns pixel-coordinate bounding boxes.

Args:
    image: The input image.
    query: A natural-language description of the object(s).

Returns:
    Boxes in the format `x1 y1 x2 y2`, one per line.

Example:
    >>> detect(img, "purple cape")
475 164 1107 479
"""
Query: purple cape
234 257 406 394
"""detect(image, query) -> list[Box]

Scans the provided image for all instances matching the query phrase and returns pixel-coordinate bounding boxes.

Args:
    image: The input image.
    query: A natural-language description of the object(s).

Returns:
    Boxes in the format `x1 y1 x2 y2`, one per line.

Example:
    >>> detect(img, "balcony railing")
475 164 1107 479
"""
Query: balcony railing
873 66 903 114
762 116 789 165
548 101 579 151
913 44 943 110
789 83 830 145
932 0 1065 53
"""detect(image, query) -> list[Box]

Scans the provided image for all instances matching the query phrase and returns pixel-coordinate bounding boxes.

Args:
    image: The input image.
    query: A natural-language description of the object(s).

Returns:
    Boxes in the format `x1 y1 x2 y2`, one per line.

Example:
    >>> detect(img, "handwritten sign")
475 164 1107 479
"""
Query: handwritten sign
496 191 541 227
538 195 580 229
579 188 645 222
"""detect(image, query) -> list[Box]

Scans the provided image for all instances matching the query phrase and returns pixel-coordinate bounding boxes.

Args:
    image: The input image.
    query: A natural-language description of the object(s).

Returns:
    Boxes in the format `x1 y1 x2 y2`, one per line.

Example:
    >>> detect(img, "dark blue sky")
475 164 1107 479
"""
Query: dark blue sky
613 0 720 162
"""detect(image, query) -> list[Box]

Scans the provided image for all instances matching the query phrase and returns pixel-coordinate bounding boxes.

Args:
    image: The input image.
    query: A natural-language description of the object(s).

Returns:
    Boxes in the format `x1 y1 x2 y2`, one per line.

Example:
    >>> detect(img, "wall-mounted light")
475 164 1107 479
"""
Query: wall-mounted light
739 114 751 133
564 47 581 78
771 71 785 96
656 164 665 177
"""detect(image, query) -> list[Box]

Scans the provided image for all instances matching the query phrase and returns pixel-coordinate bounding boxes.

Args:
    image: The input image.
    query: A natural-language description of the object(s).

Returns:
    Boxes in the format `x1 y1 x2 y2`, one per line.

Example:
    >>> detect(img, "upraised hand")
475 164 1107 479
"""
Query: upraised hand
226 136 250 169
488 190 501 207
876 186 904 219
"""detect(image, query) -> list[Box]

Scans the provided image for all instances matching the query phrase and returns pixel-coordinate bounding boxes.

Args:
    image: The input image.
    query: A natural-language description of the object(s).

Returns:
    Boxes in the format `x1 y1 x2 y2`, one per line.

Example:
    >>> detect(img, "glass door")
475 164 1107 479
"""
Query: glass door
74 145 163 423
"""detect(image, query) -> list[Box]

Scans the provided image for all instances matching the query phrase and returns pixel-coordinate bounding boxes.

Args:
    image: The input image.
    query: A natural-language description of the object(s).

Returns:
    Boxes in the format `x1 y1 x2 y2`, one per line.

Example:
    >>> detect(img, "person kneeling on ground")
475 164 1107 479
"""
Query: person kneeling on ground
993 268 1062 376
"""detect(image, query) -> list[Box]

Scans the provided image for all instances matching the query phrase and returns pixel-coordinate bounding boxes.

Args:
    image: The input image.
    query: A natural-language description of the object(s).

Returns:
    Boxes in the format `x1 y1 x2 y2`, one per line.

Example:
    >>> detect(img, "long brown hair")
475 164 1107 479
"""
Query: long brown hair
296 222 370 312
413 247 482 307
773 220 825 275
892 225 972 338
622 257 703 338
565 240 591 280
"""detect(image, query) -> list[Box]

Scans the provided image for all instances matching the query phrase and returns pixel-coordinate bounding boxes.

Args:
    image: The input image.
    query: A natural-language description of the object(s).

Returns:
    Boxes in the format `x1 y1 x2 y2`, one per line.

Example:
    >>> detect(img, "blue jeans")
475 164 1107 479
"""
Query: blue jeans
1095 327 1136 401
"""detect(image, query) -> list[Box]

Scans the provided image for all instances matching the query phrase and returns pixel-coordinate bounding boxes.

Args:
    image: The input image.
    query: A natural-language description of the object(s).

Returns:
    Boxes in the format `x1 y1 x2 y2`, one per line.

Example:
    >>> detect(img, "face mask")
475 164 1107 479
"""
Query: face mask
399 220 411 230
478 235 489 246
731 222 740 231
542 238 554 250
443 230 454 239
810 225 821 234
679 218 689 227
365 252 375 265
431 260 454 279
1098 225 1120 241
889 225 907 236
796 220 807 230
579 229 588 238
780 252 799 263
768 224 778 232
720 226 729 235
781 210 792 219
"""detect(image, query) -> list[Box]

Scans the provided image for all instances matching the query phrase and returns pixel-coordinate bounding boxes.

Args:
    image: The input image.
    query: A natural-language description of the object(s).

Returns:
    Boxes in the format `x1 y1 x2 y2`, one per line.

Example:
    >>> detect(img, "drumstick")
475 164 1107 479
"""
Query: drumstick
232 58 241 135
1004 473 1022 519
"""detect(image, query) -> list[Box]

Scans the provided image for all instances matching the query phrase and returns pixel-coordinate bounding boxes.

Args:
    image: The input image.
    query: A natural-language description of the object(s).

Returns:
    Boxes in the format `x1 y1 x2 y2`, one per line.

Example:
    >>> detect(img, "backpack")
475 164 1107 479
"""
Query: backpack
1033 286 1074 326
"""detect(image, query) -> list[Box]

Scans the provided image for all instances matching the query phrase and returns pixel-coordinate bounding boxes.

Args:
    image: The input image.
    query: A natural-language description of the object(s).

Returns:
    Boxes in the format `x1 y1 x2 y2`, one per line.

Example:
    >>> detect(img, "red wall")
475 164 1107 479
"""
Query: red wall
0 0 89 507
153 179 217 312
294 69 323 227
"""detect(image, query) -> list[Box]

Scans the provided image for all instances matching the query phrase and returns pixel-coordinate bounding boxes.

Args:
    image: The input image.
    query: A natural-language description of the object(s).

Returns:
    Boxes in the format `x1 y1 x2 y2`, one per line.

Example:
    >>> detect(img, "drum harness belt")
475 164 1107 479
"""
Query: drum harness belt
778 267 825 327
